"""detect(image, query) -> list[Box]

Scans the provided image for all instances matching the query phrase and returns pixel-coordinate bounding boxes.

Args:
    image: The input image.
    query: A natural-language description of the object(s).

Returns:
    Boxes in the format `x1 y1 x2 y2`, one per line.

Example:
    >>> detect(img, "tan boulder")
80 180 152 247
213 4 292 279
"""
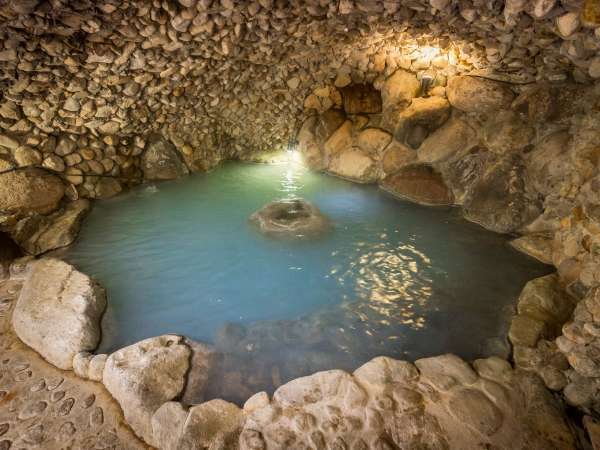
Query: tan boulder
10 199 90 255
328 148 379 183
152 400 243 450
323 120 353 158
315 109 346 142
356 127 392 156
483 111 535 154
381 69 420 108
0 168 64 215
447 76 514 114
142 134 190 181
418 118 478 164
392 96 451 147
381 140 417 175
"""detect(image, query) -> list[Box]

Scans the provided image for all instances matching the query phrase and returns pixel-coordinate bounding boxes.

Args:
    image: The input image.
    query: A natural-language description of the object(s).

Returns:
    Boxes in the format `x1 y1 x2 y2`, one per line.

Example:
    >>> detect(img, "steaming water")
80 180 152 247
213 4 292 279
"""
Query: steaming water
64 159 550 404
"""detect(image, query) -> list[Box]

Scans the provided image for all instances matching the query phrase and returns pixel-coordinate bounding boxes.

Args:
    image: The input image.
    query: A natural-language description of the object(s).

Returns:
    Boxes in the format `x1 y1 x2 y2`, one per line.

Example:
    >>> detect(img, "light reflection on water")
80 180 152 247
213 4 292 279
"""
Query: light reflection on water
64 160 551 405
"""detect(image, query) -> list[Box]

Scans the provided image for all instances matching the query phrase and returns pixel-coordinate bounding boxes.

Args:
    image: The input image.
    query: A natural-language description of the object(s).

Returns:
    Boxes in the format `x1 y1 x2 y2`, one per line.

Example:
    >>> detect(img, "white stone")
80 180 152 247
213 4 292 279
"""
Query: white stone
13 259 106 370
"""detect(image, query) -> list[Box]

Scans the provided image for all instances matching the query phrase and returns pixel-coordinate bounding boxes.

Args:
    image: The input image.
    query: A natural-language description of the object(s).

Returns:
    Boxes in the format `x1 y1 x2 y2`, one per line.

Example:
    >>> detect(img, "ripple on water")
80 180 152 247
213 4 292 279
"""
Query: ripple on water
64 161 552 404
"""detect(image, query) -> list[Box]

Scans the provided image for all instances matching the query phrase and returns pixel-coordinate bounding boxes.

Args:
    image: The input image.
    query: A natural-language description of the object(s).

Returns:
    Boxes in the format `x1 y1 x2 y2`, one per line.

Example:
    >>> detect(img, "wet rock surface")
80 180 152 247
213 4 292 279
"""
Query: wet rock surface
249 198 330 238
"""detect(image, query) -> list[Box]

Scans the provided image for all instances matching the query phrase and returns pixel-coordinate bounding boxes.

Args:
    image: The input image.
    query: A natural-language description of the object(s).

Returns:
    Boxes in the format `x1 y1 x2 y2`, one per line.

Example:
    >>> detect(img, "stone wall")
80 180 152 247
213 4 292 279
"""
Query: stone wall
1 0 599 184
1 0 599 255
0 0 599 249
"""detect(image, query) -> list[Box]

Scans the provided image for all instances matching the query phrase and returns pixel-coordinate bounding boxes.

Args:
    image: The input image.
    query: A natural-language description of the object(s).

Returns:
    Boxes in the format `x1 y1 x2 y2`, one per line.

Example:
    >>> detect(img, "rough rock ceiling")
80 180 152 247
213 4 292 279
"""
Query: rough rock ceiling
0 0 598 156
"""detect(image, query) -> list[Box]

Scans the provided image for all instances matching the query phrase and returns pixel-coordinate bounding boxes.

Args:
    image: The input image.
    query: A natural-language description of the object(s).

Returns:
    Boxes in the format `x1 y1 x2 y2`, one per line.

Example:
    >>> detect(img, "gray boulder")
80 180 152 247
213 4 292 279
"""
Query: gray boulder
142 134 189 181
12 258 106 369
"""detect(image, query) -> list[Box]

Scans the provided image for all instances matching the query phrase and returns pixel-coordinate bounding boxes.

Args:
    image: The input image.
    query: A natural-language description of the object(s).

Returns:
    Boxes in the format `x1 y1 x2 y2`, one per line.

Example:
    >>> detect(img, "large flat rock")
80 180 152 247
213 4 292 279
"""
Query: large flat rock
12 258 106 370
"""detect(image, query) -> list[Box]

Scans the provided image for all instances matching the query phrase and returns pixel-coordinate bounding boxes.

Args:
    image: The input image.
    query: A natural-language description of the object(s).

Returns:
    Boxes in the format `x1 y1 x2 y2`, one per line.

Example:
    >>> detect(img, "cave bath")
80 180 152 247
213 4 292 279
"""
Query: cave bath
65 159 550 404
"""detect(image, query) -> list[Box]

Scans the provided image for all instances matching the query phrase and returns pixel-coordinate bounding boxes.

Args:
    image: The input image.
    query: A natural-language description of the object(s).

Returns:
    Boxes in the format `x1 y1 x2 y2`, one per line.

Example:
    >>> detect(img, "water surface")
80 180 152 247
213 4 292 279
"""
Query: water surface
65 159 551 404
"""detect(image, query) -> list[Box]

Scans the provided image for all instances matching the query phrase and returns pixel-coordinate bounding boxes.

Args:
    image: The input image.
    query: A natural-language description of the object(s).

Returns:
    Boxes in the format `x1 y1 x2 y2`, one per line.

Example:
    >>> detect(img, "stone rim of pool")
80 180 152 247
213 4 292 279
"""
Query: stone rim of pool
6 162 574 450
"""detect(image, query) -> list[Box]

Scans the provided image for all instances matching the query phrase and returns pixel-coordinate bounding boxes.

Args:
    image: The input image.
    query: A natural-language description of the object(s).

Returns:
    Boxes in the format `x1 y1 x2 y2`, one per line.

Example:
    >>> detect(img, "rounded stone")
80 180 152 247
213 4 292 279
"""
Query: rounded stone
249 198 330 239
0 168 64 215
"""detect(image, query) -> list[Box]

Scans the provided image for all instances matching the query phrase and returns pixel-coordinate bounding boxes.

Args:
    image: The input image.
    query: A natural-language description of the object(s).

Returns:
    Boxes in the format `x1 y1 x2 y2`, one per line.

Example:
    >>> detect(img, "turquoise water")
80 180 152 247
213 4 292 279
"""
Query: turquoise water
65 159 550 404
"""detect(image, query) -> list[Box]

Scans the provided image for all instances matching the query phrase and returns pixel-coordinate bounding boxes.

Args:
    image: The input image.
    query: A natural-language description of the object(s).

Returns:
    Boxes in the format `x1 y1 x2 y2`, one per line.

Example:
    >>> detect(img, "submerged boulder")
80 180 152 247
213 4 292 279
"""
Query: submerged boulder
12 258 106 370
250 198 330 238
142 134 189 181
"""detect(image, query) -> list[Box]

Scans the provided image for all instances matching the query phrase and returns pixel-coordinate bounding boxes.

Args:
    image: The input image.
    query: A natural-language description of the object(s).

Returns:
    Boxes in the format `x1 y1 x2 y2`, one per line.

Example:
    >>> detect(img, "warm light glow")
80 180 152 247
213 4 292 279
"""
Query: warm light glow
419 46 440 60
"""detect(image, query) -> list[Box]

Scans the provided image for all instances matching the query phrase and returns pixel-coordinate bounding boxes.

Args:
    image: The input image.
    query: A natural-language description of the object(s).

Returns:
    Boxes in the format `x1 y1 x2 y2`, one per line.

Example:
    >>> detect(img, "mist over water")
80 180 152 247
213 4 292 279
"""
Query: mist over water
65 159 551 404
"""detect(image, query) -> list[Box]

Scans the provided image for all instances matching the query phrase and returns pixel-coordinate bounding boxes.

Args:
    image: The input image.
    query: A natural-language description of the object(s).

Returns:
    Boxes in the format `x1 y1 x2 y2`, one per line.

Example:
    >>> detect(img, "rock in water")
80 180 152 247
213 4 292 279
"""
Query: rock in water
249 198 330 238
141 134 189 181
12 258 106 369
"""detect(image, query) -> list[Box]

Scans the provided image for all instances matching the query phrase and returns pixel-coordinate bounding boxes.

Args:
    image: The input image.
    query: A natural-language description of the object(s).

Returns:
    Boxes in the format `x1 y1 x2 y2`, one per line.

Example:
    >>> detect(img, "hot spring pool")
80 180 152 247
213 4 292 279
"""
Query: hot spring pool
64 160 551 404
